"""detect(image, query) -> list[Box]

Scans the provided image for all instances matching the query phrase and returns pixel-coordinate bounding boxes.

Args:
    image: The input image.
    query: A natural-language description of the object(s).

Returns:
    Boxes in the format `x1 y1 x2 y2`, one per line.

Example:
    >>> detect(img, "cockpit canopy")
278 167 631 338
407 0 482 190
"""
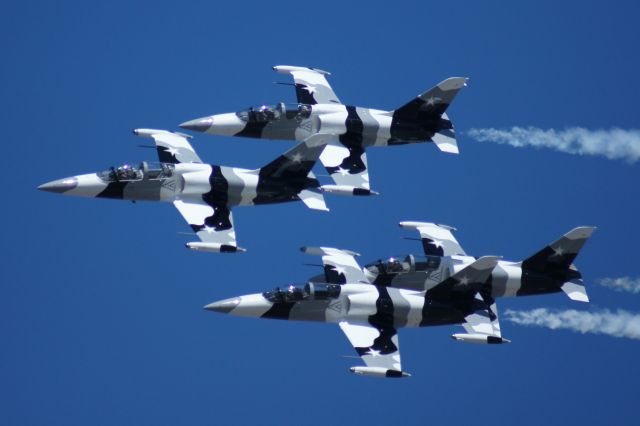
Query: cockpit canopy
98 162 175 182
365 255 442 276
263 283 341 303
236 102 311 123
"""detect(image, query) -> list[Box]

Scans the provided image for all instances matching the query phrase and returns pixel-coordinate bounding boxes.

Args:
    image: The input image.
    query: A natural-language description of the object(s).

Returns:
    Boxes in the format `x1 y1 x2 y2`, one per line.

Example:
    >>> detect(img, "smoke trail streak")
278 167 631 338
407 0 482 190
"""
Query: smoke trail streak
467 127 640 163
504 308 640 340
597 277 640 294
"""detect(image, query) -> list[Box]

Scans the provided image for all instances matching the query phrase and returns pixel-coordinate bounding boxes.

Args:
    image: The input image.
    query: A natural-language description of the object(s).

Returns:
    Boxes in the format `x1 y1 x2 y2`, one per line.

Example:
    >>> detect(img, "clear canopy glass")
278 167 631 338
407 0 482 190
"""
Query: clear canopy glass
236 102 311 123
98 162 175 182
263 283 341 303
365 255 442 275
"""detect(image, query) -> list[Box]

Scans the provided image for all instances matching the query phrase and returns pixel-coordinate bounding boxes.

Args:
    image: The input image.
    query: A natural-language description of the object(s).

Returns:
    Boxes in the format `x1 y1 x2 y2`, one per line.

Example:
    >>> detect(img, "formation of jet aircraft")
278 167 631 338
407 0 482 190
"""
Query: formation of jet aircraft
180 65 467 195
205 221 595 377
39 65 598 378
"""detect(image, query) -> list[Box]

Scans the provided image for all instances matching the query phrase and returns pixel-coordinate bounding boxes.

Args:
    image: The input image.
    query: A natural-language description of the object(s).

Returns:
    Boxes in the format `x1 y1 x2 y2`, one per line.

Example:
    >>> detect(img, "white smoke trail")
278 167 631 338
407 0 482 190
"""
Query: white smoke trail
467 127 640 163
597 277 640 294
504 308 640 340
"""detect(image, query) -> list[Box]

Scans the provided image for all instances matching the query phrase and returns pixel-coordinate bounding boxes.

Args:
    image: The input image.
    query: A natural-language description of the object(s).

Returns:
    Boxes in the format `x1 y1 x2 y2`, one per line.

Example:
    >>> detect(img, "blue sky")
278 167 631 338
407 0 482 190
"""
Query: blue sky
2 1 640 425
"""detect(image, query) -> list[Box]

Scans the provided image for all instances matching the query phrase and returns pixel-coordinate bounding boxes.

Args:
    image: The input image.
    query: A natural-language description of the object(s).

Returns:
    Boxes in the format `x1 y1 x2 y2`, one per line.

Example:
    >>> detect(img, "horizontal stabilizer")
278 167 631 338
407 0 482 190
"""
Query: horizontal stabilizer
431 115 459 154
561 279 590 302
298 189 329 211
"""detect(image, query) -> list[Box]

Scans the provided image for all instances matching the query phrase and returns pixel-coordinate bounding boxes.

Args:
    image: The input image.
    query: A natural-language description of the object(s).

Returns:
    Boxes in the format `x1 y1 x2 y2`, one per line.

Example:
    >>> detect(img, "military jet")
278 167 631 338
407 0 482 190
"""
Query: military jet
180 65 468 195
38 129 332 253
204 222 595 377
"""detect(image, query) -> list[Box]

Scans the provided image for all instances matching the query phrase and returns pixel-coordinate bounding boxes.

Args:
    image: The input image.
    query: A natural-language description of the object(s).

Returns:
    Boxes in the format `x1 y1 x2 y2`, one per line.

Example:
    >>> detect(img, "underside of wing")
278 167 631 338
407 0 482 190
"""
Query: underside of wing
134 128 202 164
339 321 409 378
454 295 509 344
273 65 341 105
320 139 372 192
301 246 369 284
399 221 466 256
174 199 244 253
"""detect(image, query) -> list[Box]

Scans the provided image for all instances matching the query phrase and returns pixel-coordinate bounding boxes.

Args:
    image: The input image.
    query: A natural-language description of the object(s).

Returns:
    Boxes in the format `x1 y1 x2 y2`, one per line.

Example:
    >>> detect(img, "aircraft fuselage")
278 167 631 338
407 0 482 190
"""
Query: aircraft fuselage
362 254 581 299
182 102 449 148
207 283 483 329
38 161 318 208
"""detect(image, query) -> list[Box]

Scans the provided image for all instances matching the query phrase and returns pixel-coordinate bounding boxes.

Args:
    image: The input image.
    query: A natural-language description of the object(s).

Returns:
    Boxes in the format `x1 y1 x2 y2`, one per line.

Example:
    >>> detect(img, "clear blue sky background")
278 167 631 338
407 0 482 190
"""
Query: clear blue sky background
2 1 639 425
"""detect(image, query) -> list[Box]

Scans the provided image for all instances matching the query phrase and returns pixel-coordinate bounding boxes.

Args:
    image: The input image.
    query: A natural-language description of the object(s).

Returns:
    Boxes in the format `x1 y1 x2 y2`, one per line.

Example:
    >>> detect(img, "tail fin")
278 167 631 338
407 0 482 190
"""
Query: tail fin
258 134 328 180
393 77 468 154
522 227 596 273
427 256 501 301
523 227 596 303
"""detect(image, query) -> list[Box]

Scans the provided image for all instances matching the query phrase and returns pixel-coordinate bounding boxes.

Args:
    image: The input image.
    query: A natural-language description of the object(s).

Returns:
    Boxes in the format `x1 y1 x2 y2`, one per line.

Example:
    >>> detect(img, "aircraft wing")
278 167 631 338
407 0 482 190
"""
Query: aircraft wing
427 256 500 300
399 221 466 256
301 246 369 284
273 65 341 105
339 321 408 378
134 128 202 164
320 138 372 192
174 199 244 253
462 294 503 338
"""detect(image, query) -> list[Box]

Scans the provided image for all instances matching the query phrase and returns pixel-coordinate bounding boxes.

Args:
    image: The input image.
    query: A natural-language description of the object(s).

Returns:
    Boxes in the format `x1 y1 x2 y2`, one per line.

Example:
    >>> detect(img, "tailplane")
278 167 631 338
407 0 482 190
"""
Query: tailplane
392 77 468 154
522 227 596 272
522 226 596 303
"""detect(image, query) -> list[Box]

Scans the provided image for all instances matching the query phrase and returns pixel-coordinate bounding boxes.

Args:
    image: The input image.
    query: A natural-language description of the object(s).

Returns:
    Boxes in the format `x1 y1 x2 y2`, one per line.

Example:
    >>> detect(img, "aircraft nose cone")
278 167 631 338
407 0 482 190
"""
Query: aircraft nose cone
204 297 240 314
37 177 78 193
180 117 213 132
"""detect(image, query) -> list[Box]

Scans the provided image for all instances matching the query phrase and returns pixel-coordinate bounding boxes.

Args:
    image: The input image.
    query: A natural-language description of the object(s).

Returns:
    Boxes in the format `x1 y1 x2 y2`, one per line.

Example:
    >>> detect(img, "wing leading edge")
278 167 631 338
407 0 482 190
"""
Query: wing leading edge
174 200 244 253
301 246 369 284
274 65 341 105
133 128 202 164
400 221 466 256
339 321 409 378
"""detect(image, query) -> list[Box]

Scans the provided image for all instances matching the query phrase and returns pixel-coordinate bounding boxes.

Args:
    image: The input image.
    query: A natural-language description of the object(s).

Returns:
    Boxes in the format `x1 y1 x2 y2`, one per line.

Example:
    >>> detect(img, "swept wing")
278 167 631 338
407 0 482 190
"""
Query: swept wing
274 65 342 105
301 246 369 284
339 321 409 378
400 221 466 256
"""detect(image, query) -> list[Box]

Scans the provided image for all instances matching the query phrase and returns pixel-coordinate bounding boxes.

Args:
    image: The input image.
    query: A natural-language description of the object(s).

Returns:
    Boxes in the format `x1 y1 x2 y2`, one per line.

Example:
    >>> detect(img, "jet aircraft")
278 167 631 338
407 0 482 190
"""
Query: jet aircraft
180 65 468 195
38 129 333 253
205 221 595 377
